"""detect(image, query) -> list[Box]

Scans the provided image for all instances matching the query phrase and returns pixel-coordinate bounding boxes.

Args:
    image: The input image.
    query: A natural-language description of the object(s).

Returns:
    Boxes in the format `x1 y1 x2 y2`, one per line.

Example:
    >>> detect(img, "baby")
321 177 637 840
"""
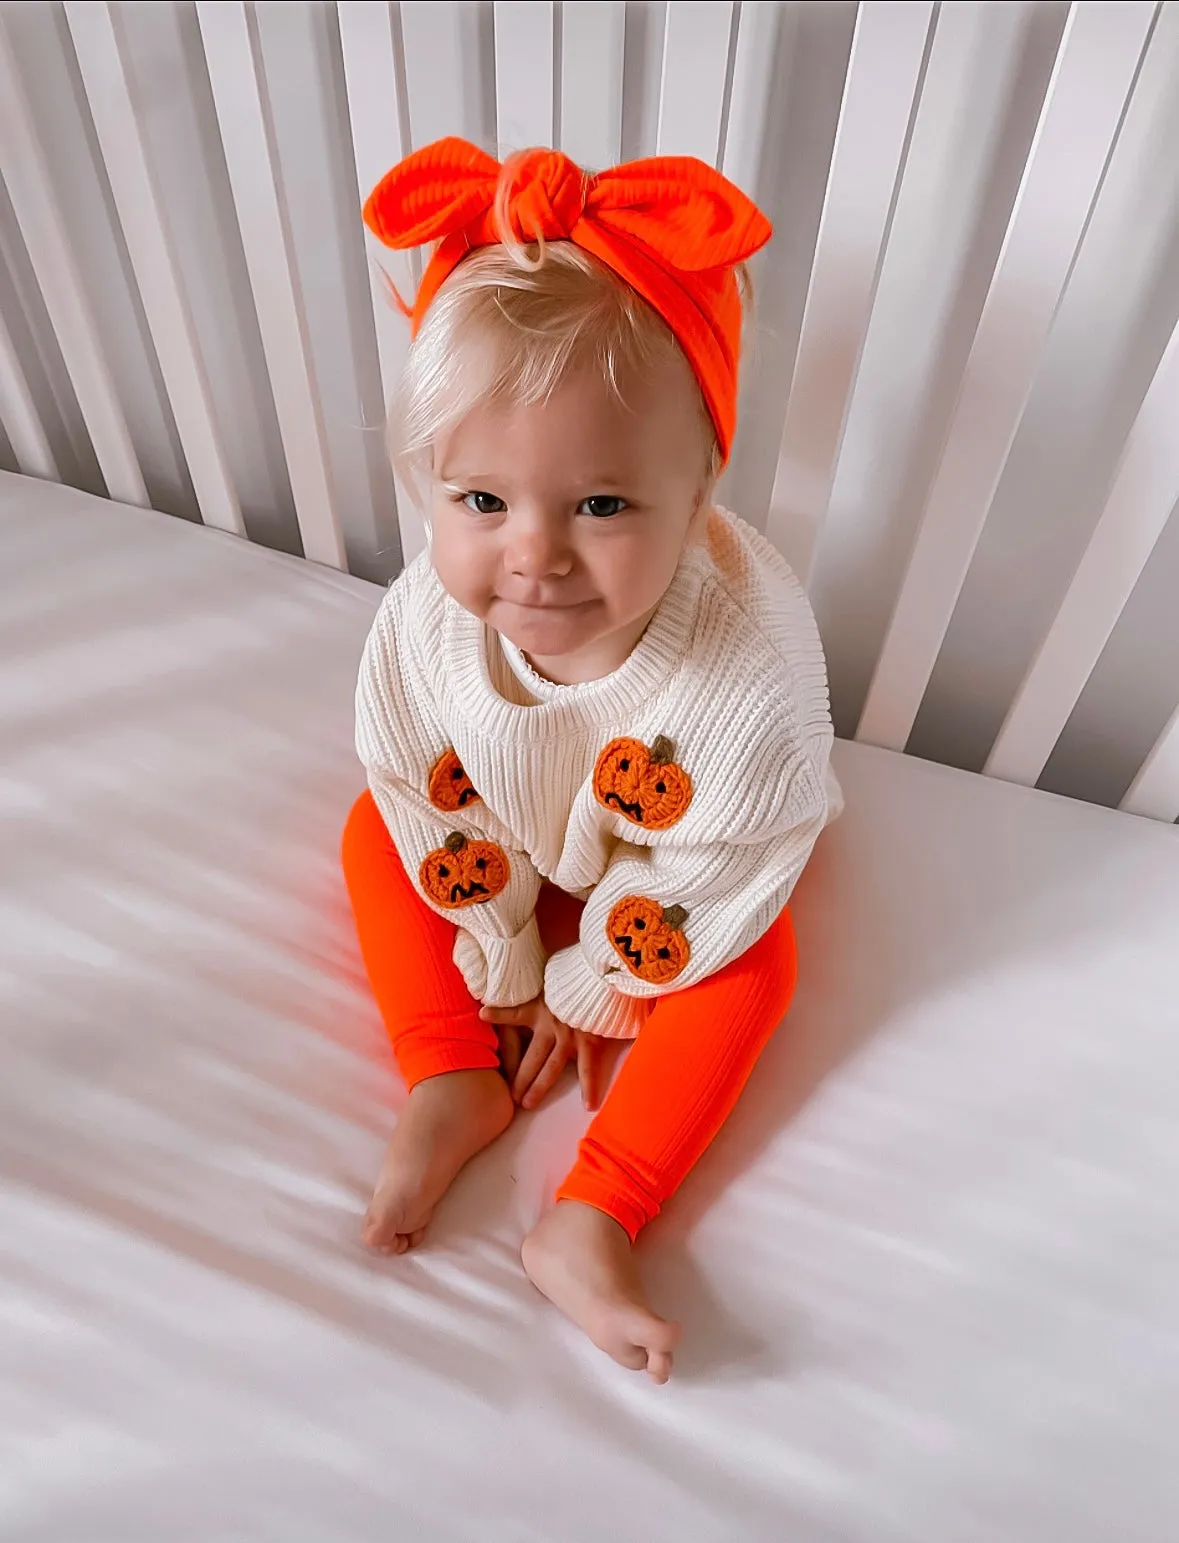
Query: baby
343 138 839 1383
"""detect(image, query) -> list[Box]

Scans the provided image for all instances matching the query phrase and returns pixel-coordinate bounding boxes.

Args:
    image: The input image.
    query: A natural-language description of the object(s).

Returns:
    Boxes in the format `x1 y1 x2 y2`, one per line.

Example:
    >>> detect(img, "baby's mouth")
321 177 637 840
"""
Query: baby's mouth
499 594 595 612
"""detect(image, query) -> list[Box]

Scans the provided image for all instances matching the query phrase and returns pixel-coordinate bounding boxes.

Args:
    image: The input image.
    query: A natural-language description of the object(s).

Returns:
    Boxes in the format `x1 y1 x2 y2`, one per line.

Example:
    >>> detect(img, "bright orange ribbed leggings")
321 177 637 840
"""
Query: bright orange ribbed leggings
342 791 797 1239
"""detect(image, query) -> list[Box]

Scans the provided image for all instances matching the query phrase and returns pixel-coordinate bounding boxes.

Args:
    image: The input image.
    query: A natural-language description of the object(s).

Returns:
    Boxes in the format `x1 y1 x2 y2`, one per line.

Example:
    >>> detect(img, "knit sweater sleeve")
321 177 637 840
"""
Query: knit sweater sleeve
543 739 831 1037
355 577 544 1008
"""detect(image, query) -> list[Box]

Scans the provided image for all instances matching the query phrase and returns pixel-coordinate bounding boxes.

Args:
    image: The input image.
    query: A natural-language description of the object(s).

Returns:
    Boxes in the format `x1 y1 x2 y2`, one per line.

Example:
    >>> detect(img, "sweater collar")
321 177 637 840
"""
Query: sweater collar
439 543 710 737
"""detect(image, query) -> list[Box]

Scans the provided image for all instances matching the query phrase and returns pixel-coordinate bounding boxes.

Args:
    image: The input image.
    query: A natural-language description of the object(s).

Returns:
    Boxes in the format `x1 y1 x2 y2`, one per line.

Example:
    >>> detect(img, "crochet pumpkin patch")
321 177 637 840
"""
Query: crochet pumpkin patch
593 735 692 830
428 747 481 811
420 832 508 908
608 896 691 984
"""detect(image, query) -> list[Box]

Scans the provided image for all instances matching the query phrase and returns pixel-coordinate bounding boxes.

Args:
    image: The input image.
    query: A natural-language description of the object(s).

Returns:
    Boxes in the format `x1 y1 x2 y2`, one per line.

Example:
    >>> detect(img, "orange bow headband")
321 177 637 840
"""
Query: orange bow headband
363 137 772 462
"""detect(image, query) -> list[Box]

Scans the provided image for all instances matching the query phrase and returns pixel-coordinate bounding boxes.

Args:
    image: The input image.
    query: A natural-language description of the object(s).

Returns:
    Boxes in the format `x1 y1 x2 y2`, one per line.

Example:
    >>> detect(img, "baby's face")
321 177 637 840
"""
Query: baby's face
429 351 711 683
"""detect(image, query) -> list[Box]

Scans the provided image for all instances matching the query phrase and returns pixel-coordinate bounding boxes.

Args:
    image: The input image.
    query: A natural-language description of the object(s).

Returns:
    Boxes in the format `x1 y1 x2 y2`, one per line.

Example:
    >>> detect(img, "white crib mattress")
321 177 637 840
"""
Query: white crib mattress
2 470 1177 1542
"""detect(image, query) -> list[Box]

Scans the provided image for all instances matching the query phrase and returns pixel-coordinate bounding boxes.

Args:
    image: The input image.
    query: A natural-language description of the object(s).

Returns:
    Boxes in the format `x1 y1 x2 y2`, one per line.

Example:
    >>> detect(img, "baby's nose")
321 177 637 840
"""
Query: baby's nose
505 516 573 578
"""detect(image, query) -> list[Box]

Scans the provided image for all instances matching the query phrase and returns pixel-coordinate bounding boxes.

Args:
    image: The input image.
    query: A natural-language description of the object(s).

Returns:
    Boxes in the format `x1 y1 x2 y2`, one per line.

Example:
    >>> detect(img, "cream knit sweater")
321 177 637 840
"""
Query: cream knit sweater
355 508 841 1040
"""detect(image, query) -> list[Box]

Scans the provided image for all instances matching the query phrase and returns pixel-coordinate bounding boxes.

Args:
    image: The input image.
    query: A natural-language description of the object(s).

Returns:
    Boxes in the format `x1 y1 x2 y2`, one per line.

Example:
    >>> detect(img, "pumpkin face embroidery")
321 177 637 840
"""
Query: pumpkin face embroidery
593 735 692 830
428 748 481 812
608 896 691 985
420 832 509 909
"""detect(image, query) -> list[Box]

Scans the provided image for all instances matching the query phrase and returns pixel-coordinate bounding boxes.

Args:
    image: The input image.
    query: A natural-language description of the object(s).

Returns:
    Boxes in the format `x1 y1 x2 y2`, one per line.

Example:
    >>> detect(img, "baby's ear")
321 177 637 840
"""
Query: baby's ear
687 478 715 541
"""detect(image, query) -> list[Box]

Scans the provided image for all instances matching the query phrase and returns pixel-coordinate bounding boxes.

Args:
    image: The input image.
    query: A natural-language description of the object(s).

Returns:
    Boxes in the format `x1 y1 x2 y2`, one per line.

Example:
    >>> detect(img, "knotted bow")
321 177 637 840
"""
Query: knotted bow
363 137 772 461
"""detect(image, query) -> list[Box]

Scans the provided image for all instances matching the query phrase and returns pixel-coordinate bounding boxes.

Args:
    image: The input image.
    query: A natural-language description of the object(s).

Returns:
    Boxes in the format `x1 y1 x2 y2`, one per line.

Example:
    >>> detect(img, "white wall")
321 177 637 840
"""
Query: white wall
1 1 1178 819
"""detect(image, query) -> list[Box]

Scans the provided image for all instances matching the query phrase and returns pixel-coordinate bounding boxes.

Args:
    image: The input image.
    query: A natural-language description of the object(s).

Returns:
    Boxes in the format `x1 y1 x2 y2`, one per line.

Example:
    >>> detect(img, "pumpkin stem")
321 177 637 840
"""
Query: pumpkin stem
661 903 689 930
649 734 675 764
443 831 467 853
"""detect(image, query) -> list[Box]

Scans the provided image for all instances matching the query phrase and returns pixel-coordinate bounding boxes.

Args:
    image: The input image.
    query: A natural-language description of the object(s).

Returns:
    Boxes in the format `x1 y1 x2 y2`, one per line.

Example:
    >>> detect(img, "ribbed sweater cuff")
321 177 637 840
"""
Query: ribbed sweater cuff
453 916 546 1008
544 946 646 1039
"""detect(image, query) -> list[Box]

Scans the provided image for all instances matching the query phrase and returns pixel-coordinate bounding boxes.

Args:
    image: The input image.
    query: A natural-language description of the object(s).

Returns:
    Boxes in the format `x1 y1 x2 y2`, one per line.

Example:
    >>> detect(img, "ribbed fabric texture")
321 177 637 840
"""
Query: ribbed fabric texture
556 906 798 1238
355 507 840 1038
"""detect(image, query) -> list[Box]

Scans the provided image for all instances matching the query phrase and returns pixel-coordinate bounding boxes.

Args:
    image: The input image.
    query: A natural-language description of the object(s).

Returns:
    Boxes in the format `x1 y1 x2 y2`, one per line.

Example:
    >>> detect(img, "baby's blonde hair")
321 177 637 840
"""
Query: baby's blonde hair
390 239 725 505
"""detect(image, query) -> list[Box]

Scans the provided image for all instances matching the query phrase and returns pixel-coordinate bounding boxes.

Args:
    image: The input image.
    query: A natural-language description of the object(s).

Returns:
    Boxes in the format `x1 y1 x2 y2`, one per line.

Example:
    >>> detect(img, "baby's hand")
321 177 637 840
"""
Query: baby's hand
480 1000 611 1112
480 996 572 1110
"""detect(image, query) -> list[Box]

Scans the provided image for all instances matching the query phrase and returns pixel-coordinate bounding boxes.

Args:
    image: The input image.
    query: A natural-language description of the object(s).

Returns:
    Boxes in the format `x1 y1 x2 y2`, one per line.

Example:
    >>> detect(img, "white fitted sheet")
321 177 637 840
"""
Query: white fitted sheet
2 471 1178 1542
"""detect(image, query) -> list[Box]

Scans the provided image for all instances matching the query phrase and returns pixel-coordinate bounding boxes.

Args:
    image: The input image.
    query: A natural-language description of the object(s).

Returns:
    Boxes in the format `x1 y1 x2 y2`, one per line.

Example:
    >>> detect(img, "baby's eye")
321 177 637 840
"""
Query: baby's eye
463 491 507 515
578 495 628 519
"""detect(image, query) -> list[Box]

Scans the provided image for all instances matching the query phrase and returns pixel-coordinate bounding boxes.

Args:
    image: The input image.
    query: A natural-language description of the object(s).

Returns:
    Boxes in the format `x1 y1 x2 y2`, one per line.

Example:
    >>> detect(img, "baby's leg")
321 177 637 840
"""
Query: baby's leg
342 792 512 1252
523 908 798 1381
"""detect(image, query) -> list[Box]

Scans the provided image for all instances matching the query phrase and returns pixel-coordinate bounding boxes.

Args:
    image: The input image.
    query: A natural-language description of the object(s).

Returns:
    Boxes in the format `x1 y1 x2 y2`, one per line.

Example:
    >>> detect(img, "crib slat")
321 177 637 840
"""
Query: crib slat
1122 706 1179 823
656 1 735 165
0 21 147 507
494 1 555 153
383 0 495 564
764 0 933 586
0 308 59 481
65 2 244 537
560 0 624 168
195 0 346 570
339 0 414 400
400 1 476 149
856 0 1156 752
338 0 416 568
984 316 1179 787
719 0 780 197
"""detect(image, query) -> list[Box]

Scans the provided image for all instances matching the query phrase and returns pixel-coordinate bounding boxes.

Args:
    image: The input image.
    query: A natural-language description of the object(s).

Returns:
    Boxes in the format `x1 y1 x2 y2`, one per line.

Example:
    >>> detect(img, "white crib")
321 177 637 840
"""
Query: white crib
2 5 1178 1540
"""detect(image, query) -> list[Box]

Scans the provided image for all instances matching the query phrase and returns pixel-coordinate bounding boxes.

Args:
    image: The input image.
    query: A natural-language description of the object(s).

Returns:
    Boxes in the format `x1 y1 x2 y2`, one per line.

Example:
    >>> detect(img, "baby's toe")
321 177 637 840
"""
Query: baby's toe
647 1318 682 1357
645 1350 673 1384
363 1202 406 1252
628 1311 681 1382
609 1339 651 1371
603 1306 680 1377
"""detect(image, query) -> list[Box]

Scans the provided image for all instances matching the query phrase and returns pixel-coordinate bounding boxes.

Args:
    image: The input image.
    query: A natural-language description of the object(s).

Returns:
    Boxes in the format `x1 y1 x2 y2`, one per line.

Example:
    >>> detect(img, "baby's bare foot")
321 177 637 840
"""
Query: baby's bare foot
522 1201 681 1383
364 1069 513 1254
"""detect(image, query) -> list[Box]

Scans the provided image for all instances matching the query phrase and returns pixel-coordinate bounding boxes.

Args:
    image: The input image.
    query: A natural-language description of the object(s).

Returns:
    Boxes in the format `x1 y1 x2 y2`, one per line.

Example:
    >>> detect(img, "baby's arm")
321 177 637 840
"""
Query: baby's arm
366 775 545 1007
356 585 544 1009
545 753 831 1038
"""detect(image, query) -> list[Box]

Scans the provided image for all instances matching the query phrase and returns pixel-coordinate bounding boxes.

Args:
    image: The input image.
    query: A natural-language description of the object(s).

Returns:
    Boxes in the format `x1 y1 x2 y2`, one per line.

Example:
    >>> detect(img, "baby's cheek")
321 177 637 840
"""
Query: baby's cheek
432 540 496 620
604 535 678 614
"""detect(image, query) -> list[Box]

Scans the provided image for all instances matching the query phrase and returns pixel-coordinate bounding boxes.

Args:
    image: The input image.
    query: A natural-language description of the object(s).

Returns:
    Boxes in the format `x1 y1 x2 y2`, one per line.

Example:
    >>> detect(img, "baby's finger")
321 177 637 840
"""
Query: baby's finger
576 1031 604 1111
481 1003 534 1027
511 1029 555 1105
520 1037 570 1111
497 1023 524 1085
